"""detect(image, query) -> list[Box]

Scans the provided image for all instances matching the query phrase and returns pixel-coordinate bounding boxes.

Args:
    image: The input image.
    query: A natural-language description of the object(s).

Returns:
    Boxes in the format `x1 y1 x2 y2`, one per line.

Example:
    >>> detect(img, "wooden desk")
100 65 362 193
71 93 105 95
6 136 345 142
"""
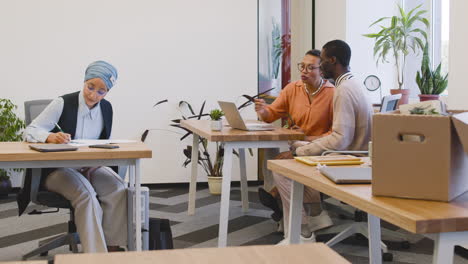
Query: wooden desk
268 159 468 264
55 243 350 264
181 120 303 247
0 142 152 251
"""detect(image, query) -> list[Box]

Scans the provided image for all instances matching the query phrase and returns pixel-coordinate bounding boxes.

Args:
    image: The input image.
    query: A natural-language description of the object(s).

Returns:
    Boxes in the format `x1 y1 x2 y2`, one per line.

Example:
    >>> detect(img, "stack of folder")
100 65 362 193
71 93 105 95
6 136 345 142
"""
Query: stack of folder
294 155 364 166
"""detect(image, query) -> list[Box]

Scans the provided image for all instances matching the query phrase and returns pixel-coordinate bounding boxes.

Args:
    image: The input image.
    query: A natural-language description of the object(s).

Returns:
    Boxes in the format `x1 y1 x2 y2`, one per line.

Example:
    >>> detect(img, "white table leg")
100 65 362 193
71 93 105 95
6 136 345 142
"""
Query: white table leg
135 159 142 251
218 143 234 247
287 180 304 244
188 133 200 215
127 163 136 251
433 233 454 264
238 148 249 212
367 213 382 264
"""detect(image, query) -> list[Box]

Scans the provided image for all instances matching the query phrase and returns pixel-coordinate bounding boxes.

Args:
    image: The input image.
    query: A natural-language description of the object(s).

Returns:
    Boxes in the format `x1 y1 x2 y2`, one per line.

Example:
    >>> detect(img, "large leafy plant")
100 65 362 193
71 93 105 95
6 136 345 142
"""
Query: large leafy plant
416 43 448 95
0 99 26 180
364 4 429 90
141 89 273 177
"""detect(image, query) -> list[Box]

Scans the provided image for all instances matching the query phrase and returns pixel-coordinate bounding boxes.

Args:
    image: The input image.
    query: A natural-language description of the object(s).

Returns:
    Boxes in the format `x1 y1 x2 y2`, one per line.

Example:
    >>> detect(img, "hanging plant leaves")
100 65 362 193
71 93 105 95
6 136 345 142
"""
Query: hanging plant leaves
180 131 192 141
141 129 149 142
153 99 168 108
197 101 206 120
187 113 210 119
179 101 195 115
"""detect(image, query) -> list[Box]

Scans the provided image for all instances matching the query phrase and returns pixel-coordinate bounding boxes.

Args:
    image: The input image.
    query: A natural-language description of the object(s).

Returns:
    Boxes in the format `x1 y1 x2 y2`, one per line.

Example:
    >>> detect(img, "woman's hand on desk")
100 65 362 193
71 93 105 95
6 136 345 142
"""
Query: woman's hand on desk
46 132 71 144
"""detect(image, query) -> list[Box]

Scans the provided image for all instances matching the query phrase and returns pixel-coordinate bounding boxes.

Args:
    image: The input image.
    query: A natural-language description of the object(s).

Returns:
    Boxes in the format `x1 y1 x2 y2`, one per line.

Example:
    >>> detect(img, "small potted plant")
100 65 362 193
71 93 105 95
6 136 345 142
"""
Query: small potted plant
0 99 25 197
364 4 429 105
416 43 448 101
209 109 224 131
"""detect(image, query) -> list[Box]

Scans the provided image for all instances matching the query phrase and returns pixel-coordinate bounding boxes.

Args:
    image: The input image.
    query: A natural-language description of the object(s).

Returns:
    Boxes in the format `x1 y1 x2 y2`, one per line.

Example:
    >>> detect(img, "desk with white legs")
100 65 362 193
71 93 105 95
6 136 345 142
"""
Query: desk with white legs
180 120 303 247
0 142 152 251
268 159 468 264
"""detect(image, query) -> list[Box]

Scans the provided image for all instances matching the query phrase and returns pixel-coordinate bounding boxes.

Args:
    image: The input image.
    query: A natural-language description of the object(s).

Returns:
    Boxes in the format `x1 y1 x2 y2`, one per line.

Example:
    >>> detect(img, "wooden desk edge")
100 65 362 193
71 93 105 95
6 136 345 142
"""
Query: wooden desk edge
54 243 350 264
267 160 421 233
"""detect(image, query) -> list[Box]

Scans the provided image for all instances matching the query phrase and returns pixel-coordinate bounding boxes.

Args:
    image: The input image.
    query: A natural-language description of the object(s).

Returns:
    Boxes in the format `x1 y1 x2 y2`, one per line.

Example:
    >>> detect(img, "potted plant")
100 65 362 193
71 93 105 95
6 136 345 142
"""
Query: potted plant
416 43 448 101
142 94 268 194
209 109 224 131
0 99 26 197
364 4 429 105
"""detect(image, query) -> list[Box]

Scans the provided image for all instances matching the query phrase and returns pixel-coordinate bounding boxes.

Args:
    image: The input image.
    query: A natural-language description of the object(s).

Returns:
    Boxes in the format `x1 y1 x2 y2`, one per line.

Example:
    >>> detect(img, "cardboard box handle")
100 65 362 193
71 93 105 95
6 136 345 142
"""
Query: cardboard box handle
398 133 425 143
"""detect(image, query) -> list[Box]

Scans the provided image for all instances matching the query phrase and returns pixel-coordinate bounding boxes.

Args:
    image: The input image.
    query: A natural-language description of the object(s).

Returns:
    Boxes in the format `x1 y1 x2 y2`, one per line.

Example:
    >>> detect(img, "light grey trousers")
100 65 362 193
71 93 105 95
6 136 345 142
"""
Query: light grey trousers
45 166 127 253
273 171 321 233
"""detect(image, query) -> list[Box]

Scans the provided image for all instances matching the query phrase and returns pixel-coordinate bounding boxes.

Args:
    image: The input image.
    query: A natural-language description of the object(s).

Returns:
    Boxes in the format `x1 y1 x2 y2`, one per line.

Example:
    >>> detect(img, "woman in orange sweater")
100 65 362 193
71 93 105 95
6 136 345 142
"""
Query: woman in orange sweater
255 49 334 233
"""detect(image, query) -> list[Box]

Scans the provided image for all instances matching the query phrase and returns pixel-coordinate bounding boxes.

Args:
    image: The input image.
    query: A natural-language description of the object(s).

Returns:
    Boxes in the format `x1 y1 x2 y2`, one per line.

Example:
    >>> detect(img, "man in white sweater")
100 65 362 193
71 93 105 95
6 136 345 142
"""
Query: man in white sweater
274 40 373 244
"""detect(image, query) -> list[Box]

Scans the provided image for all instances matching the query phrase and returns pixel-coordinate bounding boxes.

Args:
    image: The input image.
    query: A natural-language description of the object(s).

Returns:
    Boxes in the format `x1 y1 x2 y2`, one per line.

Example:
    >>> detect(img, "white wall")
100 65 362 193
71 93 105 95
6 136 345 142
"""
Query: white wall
315 0 346 50
290 0 313 82
315 0 398 104
447 0 468 109
0 0 258 185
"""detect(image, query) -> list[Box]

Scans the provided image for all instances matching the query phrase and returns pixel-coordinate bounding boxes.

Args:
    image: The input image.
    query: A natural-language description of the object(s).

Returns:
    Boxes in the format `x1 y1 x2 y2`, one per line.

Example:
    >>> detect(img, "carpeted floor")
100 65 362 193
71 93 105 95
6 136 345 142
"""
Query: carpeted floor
0 185 467 263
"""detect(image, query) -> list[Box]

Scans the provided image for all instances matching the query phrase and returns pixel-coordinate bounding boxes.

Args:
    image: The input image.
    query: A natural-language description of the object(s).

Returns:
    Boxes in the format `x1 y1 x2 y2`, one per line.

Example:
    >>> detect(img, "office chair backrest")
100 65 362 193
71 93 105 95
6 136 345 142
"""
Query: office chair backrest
380 94 401 113
24 99 53 126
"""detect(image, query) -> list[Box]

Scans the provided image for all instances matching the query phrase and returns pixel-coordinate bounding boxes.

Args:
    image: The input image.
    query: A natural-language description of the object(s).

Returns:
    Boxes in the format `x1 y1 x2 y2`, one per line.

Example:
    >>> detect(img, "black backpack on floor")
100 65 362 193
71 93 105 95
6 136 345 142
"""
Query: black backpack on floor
149 218 174 250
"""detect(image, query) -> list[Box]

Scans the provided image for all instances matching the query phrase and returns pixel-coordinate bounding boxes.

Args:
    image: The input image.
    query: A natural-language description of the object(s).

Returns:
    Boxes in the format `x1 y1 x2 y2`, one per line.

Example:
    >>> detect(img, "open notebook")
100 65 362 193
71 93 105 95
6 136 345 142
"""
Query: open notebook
294 155 364 166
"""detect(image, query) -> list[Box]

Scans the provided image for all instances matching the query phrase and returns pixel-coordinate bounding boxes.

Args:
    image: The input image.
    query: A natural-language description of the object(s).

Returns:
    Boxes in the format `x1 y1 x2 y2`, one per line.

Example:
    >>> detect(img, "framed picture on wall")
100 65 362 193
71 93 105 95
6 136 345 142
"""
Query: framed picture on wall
258 0 291 97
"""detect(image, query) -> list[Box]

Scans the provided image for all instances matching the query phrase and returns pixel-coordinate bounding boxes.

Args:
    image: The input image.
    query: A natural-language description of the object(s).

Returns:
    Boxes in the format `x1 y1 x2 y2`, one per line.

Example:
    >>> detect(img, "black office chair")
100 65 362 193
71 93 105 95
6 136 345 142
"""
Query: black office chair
21 99 80 260
320 94 408 262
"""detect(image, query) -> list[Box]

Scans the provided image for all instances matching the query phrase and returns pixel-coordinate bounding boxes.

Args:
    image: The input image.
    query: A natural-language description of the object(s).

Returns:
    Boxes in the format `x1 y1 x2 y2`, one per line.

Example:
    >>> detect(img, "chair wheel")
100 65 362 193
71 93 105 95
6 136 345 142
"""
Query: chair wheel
382 252 393 262
40 251 48 257
401 241 410 249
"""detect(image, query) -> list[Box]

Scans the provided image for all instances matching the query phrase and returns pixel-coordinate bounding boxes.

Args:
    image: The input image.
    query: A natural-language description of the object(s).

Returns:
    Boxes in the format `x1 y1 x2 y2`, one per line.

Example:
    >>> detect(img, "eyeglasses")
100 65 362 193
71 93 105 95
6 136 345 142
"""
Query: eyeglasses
297 63 320 73
87 85 107 96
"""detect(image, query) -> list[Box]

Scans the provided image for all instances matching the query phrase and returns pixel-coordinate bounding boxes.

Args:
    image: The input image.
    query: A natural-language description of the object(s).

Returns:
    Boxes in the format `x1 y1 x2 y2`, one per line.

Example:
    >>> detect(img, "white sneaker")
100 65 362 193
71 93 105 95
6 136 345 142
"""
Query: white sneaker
276 233 316 246
306 210 333 232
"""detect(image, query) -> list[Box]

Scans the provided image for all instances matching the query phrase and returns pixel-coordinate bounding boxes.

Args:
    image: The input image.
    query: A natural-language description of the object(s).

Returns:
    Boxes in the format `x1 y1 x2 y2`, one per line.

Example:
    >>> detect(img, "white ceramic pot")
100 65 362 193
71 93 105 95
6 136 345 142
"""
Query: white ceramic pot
211 120 223 131
207 176 222 195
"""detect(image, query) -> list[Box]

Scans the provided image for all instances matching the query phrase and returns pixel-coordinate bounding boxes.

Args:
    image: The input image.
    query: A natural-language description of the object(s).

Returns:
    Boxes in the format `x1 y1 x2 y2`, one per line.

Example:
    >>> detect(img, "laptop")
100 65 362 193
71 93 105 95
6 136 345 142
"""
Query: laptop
318 167 372 184
218 101 275 131
29 144 78 152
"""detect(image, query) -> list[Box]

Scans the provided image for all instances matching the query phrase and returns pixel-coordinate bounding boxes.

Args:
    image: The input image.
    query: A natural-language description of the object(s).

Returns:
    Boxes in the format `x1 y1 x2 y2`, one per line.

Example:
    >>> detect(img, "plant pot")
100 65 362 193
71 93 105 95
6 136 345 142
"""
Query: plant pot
211 120 223 131
0 178 12 198
418 94 440 102
207 176 222 195
390 89 410 106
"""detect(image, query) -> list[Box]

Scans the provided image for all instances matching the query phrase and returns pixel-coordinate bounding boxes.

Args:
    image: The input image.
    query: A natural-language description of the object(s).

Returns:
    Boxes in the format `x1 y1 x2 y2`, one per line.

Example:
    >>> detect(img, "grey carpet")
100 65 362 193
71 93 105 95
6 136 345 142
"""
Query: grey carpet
0 186 467 263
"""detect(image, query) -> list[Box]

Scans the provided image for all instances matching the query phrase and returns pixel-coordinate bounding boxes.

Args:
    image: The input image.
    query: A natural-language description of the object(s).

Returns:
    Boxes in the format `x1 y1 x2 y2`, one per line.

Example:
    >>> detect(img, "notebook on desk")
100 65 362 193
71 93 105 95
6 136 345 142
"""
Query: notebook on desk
29 144 78 152
318 167 372 184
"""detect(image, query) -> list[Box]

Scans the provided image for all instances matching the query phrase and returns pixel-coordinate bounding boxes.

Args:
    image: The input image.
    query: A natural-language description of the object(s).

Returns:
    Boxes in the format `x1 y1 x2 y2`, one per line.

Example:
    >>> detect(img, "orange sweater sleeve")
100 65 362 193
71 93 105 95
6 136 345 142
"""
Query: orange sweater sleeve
262 83 294 123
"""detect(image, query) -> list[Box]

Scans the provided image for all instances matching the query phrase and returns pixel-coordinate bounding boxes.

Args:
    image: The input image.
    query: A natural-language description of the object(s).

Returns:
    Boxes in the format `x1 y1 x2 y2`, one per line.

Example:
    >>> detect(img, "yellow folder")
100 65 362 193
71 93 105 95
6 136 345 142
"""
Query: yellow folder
294 155 364 166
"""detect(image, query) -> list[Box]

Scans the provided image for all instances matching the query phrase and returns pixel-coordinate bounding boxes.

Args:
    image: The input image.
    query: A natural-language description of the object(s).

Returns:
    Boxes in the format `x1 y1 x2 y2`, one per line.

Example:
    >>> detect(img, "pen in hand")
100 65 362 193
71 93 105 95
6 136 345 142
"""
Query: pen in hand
53 123 71 143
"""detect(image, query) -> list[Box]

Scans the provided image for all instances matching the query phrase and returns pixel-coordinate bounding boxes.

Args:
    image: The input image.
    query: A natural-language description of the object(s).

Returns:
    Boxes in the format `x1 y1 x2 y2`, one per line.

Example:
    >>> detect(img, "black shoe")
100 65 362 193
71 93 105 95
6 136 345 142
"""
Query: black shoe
258 187 283 222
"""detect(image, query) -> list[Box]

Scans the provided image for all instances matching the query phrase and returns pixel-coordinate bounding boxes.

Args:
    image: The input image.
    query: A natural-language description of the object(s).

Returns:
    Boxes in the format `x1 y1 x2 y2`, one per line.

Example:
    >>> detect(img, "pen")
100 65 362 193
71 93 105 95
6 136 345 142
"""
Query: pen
54 123 64 132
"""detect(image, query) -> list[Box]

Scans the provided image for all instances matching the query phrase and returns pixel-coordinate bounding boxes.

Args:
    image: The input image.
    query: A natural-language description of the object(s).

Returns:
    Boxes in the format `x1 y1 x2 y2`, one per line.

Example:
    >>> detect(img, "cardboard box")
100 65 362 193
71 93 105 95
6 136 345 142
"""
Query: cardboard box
372 111 468 202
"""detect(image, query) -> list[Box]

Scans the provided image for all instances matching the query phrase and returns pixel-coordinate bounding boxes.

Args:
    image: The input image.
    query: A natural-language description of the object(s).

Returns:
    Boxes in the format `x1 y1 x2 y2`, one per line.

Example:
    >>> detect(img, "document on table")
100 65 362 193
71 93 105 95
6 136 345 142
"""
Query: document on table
69 139 137 146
